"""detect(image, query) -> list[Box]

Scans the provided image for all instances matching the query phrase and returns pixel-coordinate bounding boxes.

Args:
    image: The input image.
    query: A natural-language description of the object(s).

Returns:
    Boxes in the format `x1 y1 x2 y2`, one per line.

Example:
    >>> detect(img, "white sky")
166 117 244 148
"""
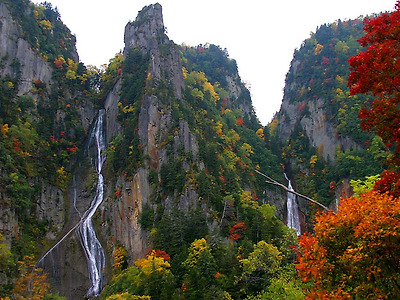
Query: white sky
33 0 396 125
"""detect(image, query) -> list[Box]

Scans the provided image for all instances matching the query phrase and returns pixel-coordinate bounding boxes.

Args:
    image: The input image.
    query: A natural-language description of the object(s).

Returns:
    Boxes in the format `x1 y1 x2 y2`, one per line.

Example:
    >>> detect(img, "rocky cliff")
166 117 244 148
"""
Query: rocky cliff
0 2 287 298
0 1 98 297
276 20 387 213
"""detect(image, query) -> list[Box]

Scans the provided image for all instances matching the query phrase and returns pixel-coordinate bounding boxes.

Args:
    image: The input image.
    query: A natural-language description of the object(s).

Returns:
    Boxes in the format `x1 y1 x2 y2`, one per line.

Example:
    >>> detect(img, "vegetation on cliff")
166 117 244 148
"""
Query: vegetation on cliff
279 15 389 209
101 40 298 298
297 2 400 298
0 0 100 297
1 0 400 299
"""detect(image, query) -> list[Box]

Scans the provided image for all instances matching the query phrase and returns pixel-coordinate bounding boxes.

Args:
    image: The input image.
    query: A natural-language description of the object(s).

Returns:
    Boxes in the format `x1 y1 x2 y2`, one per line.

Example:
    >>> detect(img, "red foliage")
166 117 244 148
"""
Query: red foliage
374 170 400 197
66 144 78 153
13 138 21 152
321 56 330 66
236 118 244 126
296 103 306 113
146 249 171 261
348 1 400 193
229 222 247 241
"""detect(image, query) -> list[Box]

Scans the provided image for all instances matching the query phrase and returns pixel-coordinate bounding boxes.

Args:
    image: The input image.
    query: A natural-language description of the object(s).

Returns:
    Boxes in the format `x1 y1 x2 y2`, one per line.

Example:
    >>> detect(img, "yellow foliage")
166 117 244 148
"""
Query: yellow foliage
67 58 78 71
106 293 151 300
1 123 9 137
39 19 52 31
240 190 257 209
310 154 318 165
241 241 282 275
146 72 152 82
122 105 135 114
256 127 264 140
268 118 279 136
184 238 210 268
112 246 128 272
315 43 324 55
336 88 344 97
336 75 346 84
65 69 77 80
214 121 223 136
240 143 253 157
134 252 170 276
185 71 220 105
182 67 188 79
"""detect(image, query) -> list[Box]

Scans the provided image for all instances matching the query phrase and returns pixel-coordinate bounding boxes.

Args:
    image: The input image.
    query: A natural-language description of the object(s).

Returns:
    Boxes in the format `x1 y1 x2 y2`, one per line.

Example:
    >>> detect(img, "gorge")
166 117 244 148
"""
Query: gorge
0 0 391 299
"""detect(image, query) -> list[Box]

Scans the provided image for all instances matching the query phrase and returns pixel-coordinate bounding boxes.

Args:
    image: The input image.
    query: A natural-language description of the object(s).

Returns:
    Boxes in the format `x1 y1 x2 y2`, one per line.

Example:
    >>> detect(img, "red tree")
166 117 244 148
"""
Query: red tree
348 1 400 194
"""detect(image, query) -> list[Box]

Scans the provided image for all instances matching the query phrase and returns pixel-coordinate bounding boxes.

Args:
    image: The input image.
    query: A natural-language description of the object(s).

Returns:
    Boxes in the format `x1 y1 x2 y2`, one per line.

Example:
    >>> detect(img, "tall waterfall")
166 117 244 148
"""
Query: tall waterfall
285 174 301 236
37 110 107 297
78 109 106 297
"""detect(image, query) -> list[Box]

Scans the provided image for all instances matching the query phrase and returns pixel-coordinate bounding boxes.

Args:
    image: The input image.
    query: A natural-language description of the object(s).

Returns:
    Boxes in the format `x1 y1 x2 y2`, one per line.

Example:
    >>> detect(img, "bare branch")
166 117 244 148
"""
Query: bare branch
255 170 331 212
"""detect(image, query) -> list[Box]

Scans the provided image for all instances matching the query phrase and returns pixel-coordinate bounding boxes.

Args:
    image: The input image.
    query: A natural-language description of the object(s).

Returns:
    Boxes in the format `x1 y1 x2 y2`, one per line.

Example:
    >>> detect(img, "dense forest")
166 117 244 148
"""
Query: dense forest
0 0 399 299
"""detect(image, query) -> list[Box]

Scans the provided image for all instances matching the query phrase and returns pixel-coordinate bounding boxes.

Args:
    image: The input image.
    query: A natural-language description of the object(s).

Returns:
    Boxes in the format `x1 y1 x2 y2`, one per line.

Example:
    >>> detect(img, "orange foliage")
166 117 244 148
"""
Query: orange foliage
12 255 50 299
297 191 400 299
236 118 244 126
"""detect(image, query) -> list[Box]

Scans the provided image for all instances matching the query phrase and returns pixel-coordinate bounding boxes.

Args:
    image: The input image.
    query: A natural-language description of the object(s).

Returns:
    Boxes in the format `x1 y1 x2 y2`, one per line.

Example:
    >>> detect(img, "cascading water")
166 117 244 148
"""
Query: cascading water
285 174 301 236
37 110 107 297
78 109 106 297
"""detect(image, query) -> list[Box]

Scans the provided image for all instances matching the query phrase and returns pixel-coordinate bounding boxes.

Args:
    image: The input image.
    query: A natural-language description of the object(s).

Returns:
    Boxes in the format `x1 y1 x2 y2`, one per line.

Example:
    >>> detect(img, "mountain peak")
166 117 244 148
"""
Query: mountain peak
124 3 165 52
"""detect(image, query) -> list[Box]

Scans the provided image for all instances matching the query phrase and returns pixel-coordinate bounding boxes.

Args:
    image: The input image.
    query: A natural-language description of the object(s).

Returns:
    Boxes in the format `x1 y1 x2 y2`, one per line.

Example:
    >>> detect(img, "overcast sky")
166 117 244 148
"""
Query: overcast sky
33 0 396 125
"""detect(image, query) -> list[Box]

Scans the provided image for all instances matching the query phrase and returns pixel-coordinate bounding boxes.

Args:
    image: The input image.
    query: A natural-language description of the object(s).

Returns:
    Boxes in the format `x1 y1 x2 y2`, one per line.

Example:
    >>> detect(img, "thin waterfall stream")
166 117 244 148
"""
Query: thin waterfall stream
78 109 106 297
37 110 107 297
284 174 301 236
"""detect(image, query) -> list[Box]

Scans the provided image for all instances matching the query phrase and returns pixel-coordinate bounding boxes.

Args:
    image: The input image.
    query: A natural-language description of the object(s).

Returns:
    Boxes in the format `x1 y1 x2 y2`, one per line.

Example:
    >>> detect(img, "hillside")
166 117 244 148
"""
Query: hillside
276 18 389 220
0 2 296 299
0 0 396 299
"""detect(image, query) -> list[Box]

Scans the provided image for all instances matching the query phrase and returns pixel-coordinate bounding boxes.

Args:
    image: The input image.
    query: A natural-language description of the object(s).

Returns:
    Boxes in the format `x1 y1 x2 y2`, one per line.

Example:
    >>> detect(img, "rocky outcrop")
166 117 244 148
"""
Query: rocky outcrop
104 79 122 144
102 3 193 261
278 96 358 162
36 183 65 240
0 3 53 94
124 3 184 99
106 169 150 262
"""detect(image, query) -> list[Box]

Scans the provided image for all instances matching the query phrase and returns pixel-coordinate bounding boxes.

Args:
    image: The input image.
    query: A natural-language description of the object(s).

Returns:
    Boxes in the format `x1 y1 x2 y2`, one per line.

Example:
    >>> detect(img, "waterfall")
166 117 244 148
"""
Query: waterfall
37 110 107 297
285 174 301 236
78 109 106 297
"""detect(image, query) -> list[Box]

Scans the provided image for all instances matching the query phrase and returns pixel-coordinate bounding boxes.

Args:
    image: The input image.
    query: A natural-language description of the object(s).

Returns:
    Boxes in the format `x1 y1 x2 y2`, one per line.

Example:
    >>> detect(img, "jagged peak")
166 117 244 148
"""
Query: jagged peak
124 3 166 52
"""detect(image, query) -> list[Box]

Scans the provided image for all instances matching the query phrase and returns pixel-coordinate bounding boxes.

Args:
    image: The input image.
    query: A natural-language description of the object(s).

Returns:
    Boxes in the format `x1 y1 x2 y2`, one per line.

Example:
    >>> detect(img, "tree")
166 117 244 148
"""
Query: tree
102 250 175 300
238 241 283 295
0 234 15 297
348 1 400 194
12 255 50 299
296 191 400 299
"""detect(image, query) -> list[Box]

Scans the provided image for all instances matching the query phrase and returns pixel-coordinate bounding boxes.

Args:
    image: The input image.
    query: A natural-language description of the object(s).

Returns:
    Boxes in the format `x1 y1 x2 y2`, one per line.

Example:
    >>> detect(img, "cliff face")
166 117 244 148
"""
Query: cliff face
278 96 358 162
275 20 386 212
102 3 199 261
1 2 285 298
0 2 97 297
0 3 53 94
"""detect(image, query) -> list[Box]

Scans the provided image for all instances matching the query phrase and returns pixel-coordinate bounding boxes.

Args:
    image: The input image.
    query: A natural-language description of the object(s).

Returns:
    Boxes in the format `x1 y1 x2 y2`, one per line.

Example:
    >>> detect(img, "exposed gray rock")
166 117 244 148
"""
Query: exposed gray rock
36 183 65 240
279 96 359 162
0 3 53 94
104 79 122 144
